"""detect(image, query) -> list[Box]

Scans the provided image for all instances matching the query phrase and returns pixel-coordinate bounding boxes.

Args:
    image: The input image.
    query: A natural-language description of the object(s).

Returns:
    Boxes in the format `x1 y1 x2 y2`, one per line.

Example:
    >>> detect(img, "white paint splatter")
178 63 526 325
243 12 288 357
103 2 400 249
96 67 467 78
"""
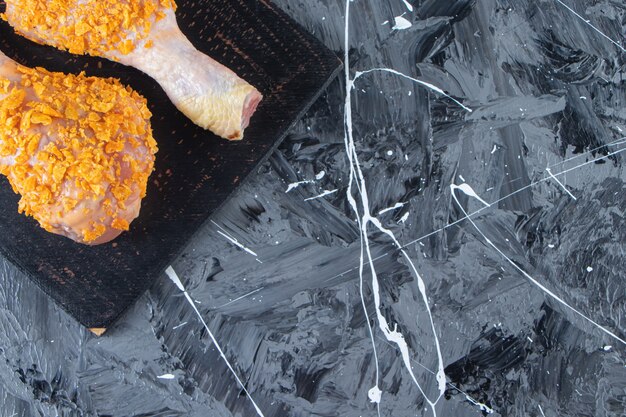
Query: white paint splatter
603 345 612 351
449 185 626 346
392 16 412 30
450 183 491 207
157 374 176 380
546 136 626 171
315 138 626 411
286 180 314 192
394 138 626 250
538 404 546 417
491 145 498 154
586 266 594 272
377 332 496 415
343 2 447 413
398 212 410 223
343 5 383 412
304 189 339 201
211 221 258 257
378 202 406 215
368 386 383 403
465 395 494 414
401 0 414 12
216 287 265 309
354 68 472 112
215 231 258 257
546 167 577 200
166 266 185 291
165 266 266 417
172 321 188 330
555 0 626 52
286 171 326 192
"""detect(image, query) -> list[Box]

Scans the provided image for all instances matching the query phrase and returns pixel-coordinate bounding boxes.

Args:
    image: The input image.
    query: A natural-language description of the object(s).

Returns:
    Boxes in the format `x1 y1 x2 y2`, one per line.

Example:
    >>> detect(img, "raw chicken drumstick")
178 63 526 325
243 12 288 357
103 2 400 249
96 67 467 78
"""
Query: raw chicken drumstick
0 50 157 245
3 0 263 140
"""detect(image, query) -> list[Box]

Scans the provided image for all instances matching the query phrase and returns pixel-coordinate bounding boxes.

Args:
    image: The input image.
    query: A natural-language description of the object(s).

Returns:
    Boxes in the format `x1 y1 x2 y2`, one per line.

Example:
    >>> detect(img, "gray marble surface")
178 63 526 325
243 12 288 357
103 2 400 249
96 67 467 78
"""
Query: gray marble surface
1 1 626 416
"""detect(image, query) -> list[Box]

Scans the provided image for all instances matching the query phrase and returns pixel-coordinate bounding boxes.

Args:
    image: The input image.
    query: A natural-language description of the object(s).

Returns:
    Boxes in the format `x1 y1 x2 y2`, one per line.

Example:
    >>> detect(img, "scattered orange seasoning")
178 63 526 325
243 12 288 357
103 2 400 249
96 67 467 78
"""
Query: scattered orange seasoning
111 218 130 231
0 66 157 243
83 223 107 242
3 0 177 56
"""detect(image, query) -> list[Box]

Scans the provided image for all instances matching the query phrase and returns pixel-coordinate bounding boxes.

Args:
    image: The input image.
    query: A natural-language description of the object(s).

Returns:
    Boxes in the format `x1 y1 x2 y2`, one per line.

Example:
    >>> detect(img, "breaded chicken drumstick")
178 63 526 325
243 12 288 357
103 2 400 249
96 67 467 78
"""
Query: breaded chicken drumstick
0 50 157 245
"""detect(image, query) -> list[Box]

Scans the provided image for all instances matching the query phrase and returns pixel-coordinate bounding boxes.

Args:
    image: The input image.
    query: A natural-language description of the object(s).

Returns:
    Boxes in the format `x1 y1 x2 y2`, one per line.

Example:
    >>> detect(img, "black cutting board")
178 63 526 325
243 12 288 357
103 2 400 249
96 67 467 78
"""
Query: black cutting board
0 0 341 332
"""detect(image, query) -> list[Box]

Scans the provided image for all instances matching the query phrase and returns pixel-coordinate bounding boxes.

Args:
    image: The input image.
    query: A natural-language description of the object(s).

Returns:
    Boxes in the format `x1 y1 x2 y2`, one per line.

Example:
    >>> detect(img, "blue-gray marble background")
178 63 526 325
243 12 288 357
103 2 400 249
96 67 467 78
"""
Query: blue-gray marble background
1 1 625 416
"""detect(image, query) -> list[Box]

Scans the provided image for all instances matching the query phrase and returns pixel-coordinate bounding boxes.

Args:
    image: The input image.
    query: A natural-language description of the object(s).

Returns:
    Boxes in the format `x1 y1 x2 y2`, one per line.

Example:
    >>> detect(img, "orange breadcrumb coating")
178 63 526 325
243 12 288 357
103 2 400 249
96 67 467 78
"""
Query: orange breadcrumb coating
2 0 176 56
0 66 157 243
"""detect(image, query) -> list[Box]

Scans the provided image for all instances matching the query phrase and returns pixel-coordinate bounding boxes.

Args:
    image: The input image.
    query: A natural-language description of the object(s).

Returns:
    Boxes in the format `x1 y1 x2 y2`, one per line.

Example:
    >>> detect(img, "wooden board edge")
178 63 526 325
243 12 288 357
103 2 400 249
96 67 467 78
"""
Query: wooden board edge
89 327 107 337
